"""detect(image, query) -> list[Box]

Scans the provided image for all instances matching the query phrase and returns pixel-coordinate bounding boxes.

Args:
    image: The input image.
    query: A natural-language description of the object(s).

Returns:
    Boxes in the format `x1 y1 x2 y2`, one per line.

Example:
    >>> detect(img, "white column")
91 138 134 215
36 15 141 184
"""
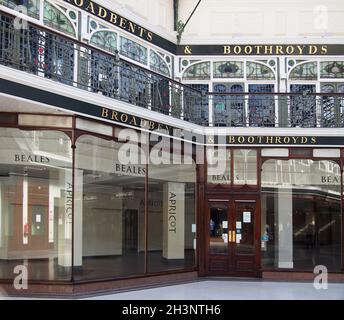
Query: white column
277 187 293 268
163 182 185 259
73 169 83 267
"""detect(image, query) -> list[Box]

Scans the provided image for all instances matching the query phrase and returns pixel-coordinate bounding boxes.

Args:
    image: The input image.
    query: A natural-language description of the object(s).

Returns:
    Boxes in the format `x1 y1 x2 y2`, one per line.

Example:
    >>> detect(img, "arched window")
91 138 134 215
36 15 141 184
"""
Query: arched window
246 61 275 80
90 30 117 54
182 61 210 80
43 1 76 37
289 61 317 80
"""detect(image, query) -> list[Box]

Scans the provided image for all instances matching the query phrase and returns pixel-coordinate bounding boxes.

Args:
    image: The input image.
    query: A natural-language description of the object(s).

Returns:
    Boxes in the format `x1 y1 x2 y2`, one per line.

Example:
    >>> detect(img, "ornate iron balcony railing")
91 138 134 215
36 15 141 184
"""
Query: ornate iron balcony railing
0 12 344 128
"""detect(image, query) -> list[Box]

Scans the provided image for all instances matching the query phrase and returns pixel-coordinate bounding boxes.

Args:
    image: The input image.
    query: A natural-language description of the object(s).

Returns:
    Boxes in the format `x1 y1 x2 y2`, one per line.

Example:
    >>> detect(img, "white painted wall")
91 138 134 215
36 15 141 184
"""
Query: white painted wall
177 0 344 44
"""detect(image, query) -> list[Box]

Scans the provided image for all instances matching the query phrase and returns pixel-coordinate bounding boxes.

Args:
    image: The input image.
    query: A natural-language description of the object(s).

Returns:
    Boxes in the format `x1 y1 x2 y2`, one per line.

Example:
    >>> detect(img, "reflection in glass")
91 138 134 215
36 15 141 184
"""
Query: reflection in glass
209 205 228 255
0 128 72 281
233 149 257 185
261 159 342 271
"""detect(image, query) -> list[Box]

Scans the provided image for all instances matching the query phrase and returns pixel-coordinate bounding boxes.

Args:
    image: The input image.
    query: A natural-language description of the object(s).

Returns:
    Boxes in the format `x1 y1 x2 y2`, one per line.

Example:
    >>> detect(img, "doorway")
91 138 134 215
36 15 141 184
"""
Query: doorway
205 197 260 277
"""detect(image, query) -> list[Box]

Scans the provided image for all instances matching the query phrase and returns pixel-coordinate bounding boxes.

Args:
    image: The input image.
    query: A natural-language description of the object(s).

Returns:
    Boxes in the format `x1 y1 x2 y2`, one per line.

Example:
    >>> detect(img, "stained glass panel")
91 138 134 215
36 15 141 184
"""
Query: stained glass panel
90 30 117 54
120 36 147 65
320 61 344 79
182 61 210 80
0 0 40 19
246 62 275 80
150 50 170 77
321 83 344 127
43 1 76 37
213 61 244 78
188 83 209 125
289 62 318 80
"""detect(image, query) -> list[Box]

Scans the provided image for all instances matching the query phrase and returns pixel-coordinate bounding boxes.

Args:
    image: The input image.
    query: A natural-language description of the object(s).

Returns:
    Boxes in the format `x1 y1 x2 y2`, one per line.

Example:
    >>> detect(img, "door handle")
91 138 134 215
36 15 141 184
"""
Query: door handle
228 230 236 243
232 230 236 243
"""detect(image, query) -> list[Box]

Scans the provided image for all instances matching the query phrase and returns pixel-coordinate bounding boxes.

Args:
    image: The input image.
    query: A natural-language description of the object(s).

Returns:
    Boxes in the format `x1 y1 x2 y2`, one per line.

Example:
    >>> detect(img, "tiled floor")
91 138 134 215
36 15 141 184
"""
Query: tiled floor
84 279 344 300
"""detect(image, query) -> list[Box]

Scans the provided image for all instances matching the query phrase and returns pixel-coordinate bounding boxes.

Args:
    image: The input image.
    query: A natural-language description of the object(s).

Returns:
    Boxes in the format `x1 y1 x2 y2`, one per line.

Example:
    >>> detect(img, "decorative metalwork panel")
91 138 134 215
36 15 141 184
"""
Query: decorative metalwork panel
290 84 317 127
0 0 40 19
320 61 344 78
43 1 76 37
150 50 170 77
321 83 344 127
289 62 318 80
213 61 244 78
188 84 209 125
119 36 147 65
246 61 275 80
182 61 210 80
90 30 117 54
248 84 275 127
213 83 245 127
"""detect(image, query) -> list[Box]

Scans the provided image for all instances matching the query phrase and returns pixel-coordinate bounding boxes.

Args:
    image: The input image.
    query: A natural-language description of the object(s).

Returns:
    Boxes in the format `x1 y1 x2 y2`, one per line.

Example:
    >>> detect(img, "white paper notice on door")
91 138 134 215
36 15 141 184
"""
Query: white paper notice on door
222 221 228 229
243 211 251 223
236 234 242 243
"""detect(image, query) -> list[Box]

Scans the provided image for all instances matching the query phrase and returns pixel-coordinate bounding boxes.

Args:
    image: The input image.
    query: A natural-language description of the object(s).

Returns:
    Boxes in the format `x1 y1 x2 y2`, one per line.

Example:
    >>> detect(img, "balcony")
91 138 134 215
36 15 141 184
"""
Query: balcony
0 13 344 128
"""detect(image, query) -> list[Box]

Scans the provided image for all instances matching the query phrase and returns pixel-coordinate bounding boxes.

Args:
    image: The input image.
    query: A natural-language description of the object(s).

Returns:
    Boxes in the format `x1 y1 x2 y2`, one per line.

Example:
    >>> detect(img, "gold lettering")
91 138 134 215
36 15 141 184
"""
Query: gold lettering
109 12 117 24
258 136 263 143
74 0 83 6
128 21 136 33
275 136 282 144
292 136 298 144
248 136 255 143
111 111 119 121
311 137 317 144
147 32 153 41
276 45 283 55
138 26 145 37
140 119 147 128
321 45 328 55
238 136 245 143
101 108 109 118
184 46 192 55
283 136 290 144
119 17 127 29
309 45 317 54
149 121 155 130
264 46 273 55
266 136 273 144
129 116 137 126
97 6 107 18
233 46 241 55
120 114 128 123
286 45 295 55
223 45 231 54
301 137 308 144
244 46 252 55
228 136 235 143
255 45 263 54
85 1 95 13
296 45 306 54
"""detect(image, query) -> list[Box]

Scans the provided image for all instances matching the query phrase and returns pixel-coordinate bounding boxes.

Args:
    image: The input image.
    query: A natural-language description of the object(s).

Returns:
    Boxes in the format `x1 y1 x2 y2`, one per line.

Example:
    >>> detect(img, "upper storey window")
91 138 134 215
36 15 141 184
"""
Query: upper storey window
119 36 148 65
246 61 275 80
289 61 318 80
43 1 77 37
150 50 170 77
213 61 244 78
0 0 40 19
182 61 210 80
90 30 117 54
320 61 344 79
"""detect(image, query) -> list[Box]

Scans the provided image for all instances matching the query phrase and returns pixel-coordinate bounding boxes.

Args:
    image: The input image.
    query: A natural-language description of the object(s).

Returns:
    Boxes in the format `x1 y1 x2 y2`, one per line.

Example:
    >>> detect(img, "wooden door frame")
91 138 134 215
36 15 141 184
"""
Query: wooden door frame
202 192 261 277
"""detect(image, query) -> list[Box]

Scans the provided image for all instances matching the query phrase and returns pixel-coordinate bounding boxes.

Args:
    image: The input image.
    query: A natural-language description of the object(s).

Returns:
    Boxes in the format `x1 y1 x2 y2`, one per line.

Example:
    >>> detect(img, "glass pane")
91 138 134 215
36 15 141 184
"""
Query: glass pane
147 147 196 273
320 61 344 78
0 128 72 281
150 50 170 77
209 205 228 255
120 36 147 65
74 135 146 280
213 61 244 78
235 204 254 254
261 159 342 271
90 31 117 54
233 149 257 185
182 61 210 80
246 61 275 80
0 0 40 19
207 148 231 184
289 62 318 80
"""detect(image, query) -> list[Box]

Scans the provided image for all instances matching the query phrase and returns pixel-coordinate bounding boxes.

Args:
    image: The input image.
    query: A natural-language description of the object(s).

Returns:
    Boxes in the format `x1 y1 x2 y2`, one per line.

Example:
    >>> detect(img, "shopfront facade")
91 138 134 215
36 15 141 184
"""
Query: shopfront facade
0 0 344 296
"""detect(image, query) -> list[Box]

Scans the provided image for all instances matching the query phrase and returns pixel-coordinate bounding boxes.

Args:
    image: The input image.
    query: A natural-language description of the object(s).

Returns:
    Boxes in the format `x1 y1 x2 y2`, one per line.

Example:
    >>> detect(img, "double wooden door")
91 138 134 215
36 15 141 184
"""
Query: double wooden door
205 196 260 277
